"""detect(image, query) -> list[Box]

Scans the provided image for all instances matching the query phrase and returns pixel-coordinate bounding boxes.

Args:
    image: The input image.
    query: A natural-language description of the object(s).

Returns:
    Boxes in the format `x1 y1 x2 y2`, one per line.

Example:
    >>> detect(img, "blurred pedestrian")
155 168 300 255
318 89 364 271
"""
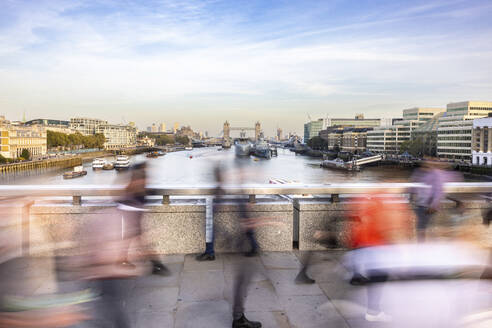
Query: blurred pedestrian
348 191 411 322
410 158 446 241
196 165 224 261
118 161 169 275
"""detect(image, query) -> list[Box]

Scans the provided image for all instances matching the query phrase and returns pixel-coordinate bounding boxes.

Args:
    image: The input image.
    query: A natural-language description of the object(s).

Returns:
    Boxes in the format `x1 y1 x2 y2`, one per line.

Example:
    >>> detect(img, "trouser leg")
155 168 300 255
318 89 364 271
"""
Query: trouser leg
366 271 388 314
233 266 253 317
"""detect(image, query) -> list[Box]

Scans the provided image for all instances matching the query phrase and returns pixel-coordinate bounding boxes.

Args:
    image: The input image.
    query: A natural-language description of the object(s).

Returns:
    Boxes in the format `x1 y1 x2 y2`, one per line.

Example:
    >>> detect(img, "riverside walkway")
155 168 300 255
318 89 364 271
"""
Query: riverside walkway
59 251 492 328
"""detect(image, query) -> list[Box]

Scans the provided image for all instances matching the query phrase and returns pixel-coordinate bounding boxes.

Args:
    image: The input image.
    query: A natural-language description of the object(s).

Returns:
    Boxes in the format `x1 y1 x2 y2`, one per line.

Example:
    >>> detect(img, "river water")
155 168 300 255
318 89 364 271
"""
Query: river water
2 147 416 185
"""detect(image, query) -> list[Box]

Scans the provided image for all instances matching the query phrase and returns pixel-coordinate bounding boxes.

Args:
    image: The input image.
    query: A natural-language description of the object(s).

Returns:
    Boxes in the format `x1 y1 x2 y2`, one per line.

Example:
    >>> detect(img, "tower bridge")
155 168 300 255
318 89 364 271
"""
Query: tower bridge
222 121 261 147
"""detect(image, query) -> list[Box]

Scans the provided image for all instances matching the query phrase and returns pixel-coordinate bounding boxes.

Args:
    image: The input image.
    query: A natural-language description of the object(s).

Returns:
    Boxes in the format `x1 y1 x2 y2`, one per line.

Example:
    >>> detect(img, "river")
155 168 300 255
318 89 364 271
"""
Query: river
2 147 417 185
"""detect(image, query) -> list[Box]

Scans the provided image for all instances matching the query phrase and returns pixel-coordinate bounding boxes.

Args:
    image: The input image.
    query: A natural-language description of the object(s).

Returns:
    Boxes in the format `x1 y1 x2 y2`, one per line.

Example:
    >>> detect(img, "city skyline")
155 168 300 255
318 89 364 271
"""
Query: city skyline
1 0 492 135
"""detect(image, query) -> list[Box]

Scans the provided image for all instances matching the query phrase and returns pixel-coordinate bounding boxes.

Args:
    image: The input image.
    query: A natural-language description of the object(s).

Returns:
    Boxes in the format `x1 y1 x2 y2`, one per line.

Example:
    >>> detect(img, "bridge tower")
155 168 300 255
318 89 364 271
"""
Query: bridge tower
255 121 261 141
223 121 231 148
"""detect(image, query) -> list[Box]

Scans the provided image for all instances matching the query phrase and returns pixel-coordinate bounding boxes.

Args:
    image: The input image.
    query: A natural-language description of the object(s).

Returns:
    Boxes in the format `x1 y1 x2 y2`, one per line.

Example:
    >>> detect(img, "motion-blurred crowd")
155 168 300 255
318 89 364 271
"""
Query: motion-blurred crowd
0 157 491 327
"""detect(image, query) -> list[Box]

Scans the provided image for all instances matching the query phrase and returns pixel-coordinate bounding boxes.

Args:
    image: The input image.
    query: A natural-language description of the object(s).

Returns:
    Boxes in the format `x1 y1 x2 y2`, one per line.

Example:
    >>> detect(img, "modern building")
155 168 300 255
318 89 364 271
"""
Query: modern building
472 115 492 165
412 112 444 157
437 101 492 162
95 124 137 150
304 119 325 142
367 126 404 154
159 123 166 133
325 114 380 129
25 119 74 134
366 107 444 155
70 118 108 135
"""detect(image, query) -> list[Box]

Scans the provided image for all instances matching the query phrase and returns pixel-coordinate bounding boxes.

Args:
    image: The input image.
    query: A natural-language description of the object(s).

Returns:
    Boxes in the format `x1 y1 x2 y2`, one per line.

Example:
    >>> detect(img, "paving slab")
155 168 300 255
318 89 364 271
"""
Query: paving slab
279 295 349 328
179 270 225 302
135 262 183 288
128 286 179 313
183 253 224 272
135 311 175 328
223 255 268 283
268 269 325 296
260 252 302 270
244 311 292 328
224 279 283 312
175 300 231 328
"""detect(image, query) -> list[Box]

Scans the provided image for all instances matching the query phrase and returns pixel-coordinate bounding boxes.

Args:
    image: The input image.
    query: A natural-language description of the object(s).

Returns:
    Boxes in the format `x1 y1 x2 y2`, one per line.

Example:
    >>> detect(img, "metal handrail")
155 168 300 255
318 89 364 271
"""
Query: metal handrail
0 182 491 198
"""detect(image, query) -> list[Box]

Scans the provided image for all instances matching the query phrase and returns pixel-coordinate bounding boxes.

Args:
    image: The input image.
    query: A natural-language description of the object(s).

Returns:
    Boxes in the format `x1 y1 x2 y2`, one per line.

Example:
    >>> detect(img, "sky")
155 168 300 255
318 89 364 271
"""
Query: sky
1 0 492 136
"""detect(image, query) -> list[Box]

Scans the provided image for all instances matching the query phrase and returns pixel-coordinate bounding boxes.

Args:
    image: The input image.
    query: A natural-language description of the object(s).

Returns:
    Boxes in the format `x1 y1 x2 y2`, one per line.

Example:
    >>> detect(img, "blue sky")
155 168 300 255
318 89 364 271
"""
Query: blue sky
1 0 491 136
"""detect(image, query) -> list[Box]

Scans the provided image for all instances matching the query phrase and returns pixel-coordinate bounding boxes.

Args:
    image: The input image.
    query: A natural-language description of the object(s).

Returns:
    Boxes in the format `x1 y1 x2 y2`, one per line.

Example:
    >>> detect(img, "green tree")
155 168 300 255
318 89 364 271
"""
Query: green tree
0 154 6 164
399 136 425 157
307 136 327 150
175 135 190 145
155 134 174 145
20 149 30 160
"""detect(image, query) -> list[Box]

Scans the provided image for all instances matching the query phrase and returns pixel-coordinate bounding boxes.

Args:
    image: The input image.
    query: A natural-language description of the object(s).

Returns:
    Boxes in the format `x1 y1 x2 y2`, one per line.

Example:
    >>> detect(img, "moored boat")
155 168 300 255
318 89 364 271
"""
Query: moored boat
103 163 114 170
321 158 359 171
63 166 87 179
114 155 130 170
253 140 272 159
92 158 106 170
235 139 252 157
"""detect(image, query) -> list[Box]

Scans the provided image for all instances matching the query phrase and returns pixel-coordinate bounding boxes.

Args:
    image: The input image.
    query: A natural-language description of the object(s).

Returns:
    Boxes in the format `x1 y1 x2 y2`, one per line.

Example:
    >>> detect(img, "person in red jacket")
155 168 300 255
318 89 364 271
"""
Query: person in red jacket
348 192 412 322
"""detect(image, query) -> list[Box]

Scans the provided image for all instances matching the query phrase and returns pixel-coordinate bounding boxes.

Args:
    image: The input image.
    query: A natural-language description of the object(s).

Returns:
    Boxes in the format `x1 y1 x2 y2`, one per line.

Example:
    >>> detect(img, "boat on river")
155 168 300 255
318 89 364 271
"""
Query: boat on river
114 155 130 170
92 158 106 170
235 139 252 157
253 140 272 159
103 163 114 170
63 166 87 179
321 158 359 171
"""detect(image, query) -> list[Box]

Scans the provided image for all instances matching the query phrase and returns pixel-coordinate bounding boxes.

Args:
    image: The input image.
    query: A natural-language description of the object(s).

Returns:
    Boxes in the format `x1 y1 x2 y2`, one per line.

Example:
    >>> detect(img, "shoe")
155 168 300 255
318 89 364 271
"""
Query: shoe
349 273 368 286
232 314 262 328
295 270 315 284
152 261 171 276
196 252 215 261
365 312 392 322
244 249 259 257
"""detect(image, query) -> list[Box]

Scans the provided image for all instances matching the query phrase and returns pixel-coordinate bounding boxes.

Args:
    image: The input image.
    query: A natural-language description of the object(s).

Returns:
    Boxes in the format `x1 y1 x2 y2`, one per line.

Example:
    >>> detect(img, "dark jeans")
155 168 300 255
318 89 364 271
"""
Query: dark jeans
233 264 254 316
246 229 259 252
415 206 432 242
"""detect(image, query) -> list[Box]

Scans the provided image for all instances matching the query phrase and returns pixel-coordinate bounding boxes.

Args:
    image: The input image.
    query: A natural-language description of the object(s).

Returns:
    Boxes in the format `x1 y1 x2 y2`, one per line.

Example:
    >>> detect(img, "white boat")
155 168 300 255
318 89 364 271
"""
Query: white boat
235 139 252 157
184 146 193 150
92 158 106 170
114 155 130 170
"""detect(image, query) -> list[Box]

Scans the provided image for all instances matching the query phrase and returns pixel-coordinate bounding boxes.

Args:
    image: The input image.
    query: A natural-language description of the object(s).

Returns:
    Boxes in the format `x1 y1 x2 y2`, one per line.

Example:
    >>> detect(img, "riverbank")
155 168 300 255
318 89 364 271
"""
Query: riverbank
0 156 82 177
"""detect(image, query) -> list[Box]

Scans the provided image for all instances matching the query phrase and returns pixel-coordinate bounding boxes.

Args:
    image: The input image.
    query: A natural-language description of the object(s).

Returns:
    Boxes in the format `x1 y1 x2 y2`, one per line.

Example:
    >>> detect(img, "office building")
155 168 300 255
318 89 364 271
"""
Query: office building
25 119 74 134
159 123 166 133
341 128 371 153
412 112 444 157
437 101 492 162
70 118 108 135
325 114 380 129
304 119 325 142
95 124 137 150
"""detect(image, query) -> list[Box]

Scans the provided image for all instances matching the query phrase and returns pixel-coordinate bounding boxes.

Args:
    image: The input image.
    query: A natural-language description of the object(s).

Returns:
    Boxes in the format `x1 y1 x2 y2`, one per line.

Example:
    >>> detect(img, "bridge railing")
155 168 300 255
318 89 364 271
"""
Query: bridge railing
1 182 492 205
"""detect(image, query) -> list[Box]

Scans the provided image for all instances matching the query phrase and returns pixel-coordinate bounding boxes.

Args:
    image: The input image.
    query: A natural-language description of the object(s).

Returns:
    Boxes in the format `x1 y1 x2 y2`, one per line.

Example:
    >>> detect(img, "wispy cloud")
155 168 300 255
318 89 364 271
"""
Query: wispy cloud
0 0 491 134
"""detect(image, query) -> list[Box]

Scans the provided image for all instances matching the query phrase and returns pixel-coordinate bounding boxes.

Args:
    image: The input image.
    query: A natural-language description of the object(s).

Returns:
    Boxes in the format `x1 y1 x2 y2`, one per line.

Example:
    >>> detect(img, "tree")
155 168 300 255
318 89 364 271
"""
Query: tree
399 136 425 157
175 135 190 145
307 136 327 150
0 154 6 164
20 149 30 160
155 134 174 145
